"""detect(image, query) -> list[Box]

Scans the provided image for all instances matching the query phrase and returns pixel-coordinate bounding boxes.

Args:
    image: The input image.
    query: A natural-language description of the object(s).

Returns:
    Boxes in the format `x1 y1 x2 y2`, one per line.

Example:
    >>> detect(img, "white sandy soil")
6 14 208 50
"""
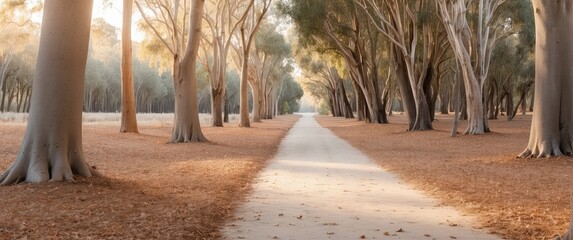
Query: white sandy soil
223 113 499 240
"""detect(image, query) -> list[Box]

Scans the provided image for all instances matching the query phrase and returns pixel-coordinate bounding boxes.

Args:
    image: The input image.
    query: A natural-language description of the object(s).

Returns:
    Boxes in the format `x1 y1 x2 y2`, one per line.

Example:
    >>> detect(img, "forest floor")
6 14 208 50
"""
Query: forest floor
317 113 571 240
0 113 568 239
0 114 300 239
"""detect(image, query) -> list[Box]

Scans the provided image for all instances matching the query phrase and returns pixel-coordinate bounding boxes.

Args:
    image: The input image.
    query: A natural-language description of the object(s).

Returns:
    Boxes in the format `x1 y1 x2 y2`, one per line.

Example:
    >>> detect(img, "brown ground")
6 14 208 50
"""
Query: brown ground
317 113 572 240
0 115 299 239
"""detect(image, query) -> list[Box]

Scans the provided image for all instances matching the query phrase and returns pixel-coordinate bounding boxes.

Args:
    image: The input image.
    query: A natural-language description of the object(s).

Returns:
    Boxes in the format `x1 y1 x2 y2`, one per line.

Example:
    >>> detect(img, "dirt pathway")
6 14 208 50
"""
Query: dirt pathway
223 113 499 240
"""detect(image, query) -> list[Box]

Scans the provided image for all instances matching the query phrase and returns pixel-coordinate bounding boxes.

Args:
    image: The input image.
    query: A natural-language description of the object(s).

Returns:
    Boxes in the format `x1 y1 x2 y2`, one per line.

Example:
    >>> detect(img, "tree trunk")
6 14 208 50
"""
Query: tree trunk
533 2 573 236
252 83 263 122
211 86 224 127
120 0 139 133
239 56 251 127
520 0 573 158
0 0 99 185
392 46 417 130
224 92 229 123
437 0 487 134
169 0 207 143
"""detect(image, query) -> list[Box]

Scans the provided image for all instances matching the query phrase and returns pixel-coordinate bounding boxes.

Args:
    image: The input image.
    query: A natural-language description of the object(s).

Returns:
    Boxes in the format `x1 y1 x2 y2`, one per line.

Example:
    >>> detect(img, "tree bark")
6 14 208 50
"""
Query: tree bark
239 53 251 127
521 0 573 159
437 0 488 134
0 0 99 185
120 0 139 133
211 85 224 126
169 0 207 143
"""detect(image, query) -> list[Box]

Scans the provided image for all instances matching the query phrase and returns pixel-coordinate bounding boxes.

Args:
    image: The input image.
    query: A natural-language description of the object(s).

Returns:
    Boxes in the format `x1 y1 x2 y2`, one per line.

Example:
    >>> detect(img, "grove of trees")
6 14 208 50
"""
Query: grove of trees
280 0 534 135
3 0 573 237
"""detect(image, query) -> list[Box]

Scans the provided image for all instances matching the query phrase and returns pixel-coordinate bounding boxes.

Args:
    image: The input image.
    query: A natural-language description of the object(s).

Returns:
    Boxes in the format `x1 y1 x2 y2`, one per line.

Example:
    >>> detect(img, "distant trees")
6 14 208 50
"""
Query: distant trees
282 0 534 134
136 0 207 142
0 1 40 113
0 1 303 123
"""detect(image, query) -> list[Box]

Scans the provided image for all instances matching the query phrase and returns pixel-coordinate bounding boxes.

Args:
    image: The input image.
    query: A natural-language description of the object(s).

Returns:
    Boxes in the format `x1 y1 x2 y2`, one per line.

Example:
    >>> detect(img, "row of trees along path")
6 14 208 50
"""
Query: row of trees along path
1 0 573 238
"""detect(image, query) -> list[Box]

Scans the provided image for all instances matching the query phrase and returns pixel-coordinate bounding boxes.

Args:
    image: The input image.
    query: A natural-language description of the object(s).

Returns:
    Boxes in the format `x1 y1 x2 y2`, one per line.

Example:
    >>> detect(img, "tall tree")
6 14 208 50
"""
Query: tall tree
519 1 572 158
200 0 244 127
357 0 447 130
281 0 387 123
525 2 573 239
0 0 99 185
136 0 207 142
120 0 139 133
234 0 272 127
436 0 507 134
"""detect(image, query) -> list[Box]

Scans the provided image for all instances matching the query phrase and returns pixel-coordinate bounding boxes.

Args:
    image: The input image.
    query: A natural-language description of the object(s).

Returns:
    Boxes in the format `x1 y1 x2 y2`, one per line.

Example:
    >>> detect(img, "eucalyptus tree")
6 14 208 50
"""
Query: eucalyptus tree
296 52 353 118
519 0 573 158
357 0 449 130
277 74 303 114
232 0 272 127
436 0 509 134
523 1 573 238
280 0 387 123
120 0 139 133
136 0 207 142
200 0 245 126
1 0 100 185
249 22 291 121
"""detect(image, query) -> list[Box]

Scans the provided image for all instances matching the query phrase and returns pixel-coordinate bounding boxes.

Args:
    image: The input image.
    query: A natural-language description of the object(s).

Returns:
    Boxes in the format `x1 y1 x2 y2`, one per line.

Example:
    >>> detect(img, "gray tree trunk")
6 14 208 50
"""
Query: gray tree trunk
0 0 99 185
169 0 207 142
521 2 573 236
520 0 573 158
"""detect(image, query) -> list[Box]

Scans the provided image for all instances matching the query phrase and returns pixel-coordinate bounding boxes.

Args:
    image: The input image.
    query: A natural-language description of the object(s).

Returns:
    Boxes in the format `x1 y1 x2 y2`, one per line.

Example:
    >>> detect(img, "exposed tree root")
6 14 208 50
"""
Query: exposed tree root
169 126 208 143
464 125 485 135
0 144 100 186
518 141 563 158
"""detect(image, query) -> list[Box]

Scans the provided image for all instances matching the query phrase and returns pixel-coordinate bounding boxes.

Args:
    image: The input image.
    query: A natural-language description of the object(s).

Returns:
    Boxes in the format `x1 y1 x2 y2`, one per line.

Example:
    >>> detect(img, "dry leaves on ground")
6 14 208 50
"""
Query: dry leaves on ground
0 115 299 239
317 114 571 240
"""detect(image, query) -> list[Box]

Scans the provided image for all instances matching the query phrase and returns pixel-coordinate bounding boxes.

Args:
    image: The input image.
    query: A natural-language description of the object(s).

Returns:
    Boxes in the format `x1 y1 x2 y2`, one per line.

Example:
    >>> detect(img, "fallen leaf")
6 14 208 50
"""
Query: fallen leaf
396 228 404 232
360 235 366 239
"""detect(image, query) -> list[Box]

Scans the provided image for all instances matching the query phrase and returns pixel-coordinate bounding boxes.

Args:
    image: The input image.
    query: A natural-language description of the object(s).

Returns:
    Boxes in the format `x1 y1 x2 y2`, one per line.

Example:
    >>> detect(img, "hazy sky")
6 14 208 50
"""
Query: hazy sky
93 0 144 41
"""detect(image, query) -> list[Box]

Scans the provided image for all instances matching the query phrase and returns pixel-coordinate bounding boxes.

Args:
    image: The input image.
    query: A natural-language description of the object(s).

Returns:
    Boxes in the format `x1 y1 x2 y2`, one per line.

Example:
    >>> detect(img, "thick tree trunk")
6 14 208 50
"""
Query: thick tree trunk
521 0 573 159
169 0 207 143
0 0 99 185
120 0 139 133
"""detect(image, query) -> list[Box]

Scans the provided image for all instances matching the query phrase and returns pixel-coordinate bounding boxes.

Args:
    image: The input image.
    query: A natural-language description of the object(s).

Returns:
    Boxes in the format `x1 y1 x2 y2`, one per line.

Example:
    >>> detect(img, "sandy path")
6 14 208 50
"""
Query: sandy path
223 113 499 240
